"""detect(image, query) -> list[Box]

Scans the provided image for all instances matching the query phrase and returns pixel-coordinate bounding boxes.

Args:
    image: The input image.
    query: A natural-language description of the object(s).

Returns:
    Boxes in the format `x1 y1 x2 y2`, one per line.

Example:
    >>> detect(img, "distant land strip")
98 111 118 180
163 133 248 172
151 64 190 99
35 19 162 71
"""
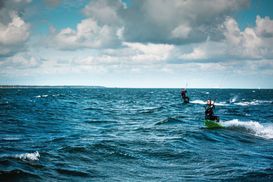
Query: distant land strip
0 85 106 88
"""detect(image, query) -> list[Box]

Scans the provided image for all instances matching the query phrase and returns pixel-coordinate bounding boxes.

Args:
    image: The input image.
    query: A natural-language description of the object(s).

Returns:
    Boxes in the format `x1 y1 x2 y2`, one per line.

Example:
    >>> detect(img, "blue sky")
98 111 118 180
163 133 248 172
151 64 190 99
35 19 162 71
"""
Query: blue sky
0 0 273 88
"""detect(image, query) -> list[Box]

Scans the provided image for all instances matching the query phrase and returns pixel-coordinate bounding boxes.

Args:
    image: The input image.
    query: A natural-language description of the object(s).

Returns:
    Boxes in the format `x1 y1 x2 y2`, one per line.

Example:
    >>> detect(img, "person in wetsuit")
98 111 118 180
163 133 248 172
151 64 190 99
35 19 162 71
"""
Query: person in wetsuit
181 88 189 103
205 99 219 122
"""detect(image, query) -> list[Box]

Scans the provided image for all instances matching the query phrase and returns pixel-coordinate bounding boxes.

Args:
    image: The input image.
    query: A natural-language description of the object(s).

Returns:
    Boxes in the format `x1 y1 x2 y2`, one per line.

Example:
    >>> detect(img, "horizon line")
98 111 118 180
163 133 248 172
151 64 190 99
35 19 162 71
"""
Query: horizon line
0 85 272 89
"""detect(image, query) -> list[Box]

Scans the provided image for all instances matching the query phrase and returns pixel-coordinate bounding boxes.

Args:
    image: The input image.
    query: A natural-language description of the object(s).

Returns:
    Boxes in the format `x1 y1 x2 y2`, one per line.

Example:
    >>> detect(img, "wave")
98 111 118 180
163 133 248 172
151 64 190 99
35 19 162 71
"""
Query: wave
15 151 40 161
138 106 163 114
221 119 273 139
35 95 48 98
0 169 41 181
155 117 183 125
229 95 238 103
2 137 21 141
191 100 206 105
192 99 272 106
191 100 228 106
234 100 272 106
56 168 90 177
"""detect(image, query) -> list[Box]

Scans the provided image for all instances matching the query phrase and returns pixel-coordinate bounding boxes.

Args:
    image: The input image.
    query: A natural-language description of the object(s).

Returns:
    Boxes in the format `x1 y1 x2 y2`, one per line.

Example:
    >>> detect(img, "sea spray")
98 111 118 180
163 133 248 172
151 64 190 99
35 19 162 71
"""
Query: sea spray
15 151 40 161
221 119 273 139
191 100 228 106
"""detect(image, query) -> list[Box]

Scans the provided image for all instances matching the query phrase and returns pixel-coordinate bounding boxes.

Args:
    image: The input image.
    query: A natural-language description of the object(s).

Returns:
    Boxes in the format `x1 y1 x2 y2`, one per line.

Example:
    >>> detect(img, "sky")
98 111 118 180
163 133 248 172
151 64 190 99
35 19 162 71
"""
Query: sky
0 0 273 88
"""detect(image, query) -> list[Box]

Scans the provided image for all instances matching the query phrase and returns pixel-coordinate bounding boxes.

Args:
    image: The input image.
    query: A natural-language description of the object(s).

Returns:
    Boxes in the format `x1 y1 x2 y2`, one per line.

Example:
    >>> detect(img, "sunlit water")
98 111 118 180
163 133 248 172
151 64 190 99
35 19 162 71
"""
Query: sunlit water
1 88 273 181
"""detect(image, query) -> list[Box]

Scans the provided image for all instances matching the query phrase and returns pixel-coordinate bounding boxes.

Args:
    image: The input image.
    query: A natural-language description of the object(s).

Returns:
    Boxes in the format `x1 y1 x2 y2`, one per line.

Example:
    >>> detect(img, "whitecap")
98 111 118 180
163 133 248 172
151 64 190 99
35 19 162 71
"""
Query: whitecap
35 95 48 98
235 100 272 106
214 102 228 106
15 151 40 161
191 100 206 105
221 119 273 139
191 100 228 106
229 96 238 103
2 137 21 141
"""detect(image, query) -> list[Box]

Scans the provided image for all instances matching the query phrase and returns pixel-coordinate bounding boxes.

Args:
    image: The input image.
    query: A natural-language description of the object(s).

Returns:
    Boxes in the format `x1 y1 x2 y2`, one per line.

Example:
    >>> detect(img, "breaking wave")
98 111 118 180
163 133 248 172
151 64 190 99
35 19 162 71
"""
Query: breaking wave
191 100 228 106
15 151 40 161
221 119 273 139
234 100 272 106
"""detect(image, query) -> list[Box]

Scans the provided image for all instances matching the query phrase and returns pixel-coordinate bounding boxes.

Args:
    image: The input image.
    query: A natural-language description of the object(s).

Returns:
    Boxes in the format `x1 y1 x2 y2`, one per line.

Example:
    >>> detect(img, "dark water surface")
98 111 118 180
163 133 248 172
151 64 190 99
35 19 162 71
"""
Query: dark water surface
1 88 273 181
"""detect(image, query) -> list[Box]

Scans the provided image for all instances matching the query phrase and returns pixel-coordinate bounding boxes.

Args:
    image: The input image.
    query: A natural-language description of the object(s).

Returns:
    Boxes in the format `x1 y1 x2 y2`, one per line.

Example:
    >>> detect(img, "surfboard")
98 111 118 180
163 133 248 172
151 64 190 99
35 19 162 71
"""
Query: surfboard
204 120 223 129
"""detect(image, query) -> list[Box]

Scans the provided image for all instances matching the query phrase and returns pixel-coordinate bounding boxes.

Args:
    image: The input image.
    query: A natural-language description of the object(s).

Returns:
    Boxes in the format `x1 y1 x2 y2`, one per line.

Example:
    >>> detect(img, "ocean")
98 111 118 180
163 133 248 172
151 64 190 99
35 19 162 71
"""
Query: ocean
1 88 273 181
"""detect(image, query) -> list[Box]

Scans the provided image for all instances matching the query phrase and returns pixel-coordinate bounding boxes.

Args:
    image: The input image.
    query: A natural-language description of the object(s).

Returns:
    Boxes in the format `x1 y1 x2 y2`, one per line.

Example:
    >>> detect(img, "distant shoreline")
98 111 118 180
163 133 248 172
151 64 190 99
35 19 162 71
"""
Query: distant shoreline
0 85 106 88
0 85 272 89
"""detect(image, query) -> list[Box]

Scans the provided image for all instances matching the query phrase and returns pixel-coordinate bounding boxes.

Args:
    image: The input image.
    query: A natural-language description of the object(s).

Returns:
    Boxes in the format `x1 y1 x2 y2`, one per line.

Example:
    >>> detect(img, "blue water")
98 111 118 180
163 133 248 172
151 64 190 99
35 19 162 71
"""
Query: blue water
1 88 273 181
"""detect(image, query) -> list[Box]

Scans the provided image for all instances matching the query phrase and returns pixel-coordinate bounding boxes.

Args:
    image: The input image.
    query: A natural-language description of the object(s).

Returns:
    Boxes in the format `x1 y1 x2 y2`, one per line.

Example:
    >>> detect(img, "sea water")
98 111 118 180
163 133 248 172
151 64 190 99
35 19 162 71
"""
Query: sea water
1 88 273 181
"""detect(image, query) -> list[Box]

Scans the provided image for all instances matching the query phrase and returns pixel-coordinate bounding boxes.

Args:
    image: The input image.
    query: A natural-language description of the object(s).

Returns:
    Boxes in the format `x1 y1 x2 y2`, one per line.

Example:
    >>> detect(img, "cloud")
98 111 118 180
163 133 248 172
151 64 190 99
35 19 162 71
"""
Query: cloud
255 16 273 38
173 15 273 63
49 18 122 50
47 0 249 50
47 0 125 50
0 52 42 71
0 0 31 57
222 16 273 59
179 48 207 60
83 0 125 26
71 42 174 66
171 24 192 39
123 42 174 62
0 11 30 57
122 0 249 44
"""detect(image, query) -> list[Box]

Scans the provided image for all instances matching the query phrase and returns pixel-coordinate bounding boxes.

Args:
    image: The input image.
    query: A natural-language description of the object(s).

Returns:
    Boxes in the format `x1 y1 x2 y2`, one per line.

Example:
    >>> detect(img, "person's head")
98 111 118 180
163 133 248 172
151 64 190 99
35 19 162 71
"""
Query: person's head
207 99 211 105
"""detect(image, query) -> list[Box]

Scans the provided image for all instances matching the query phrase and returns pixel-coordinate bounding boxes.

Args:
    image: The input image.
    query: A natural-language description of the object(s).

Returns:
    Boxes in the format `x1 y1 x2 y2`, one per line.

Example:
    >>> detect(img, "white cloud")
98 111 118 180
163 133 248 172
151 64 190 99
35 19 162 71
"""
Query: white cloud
83 0 124 25
222 16 273 59
0 52 41 70
179 48 207 60
0 0 31 57
50 18 122 49
0 12 30 45
122 0 249 43
47 0 249 51
255 16 273 37
123 42 174 61
72 42 174 66
171 24 192 39
48 0 126 50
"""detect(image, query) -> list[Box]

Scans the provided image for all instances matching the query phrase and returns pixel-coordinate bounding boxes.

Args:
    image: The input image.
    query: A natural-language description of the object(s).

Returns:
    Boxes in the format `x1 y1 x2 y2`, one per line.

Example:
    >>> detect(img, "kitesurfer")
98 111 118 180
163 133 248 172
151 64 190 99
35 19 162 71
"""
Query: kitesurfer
205 99 219 122
181 88 189 103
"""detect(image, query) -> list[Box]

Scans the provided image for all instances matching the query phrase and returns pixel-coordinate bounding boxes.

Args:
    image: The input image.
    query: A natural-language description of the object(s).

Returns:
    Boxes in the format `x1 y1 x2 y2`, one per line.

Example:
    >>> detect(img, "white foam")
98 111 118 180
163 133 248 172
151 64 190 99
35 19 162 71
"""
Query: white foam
2 137 21 141
191 100 228 106
15 151 40 161
229 96 238 103
191 100 206 105
35 95 48 98
215 102 228 106
235 100 272 106
221 119 273 139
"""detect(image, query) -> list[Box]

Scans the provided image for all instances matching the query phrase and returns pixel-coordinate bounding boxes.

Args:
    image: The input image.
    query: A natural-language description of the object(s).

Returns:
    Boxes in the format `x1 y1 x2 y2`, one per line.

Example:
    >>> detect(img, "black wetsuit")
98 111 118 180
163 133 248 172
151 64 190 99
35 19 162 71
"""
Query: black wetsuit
181 91 189 103
205 105 219 121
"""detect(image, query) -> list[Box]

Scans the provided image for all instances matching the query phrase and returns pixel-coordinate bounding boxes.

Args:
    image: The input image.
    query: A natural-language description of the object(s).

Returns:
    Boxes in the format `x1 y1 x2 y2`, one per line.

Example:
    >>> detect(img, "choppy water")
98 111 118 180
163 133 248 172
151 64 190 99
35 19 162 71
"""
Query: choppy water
1 88 273 181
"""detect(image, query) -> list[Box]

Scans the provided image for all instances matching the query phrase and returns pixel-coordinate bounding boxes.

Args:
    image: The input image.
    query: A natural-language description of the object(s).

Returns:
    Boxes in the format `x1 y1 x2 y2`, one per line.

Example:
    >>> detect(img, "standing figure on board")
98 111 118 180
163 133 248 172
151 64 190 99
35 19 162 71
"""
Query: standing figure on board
181 88 190 103
205 99 219 122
